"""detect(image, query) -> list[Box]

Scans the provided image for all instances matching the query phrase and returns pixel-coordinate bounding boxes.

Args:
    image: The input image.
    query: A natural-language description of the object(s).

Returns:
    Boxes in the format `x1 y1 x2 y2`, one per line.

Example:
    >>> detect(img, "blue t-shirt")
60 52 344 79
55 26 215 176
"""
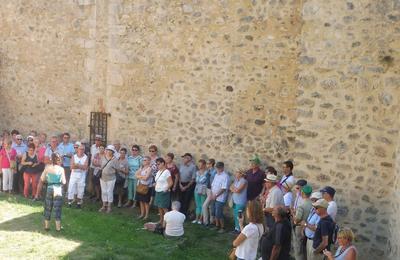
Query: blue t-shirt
232 178 247 205
57 142 75 167
127 155 142 179
205 168 217 189
313 215 335 250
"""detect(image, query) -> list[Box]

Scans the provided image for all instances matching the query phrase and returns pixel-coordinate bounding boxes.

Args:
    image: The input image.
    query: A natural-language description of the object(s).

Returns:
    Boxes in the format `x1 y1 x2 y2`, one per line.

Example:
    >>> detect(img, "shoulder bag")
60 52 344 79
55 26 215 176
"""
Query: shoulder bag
97 158 112 179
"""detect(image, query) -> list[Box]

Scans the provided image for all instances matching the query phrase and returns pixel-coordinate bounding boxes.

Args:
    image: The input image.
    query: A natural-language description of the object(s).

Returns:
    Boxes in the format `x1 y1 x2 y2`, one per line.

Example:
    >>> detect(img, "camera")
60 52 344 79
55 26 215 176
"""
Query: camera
238 210 243 219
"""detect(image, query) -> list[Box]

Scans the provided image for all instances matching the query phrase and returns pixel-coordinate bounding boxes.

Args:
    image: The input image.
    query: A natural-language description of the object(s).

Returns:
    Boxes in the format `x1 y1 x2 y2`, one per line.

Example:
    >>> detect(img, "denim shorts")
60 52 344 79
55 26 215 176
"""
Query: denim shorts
214 201 225 219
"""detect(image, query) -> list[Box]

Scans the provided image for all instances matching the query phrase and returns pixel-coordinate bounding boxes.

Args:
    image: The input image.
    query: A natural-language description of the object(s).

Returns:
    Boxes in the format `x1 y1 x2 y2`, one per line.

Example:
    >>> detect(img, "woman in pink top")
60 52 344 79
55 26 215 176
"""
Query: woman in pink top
0 139 17 193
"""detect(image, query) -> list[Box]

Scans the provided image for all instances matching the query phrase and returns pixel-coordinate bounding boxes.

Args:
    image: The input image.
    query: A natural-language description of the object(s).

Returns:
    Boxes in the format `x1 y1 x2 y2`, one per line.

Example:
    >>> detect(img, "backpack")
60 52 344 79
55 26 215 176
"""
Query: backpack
331 222 340 244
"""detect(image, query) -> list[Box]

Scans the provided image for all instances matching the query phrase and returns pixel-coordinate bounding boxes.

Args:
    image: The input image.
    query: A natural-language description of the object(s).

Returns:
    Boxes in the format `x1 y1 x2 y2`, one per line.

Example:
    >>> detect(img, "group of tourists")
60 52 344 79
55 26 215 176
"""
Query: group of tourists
0 129 357 259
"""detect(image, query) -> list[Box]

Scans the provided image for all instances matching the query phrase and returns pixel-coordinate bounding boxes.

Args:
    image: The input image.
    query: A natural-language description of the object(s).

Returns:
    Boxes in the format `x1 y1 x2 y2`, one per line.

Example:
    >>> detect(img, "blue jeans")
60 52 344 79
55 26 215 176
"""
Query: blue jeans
233 202 246 231
214 201 225 219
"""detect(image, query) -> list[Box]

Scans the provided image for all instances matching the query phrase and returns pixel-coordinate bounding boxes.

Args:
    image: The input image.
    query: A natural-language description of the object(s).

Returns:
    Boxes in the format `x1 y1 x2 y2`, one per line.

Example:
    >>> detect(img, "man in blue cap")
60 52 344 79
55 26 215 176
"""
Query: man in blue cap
320 186 337 222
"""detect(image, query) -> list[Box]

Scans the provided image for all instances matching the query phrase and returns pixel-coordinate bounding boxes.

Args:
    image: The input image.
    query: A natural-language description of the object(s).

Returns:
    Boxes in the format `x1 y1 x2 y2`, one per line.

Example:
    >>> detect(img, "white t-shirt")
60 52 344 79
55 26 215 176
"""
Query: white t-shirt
265 185 284 209
235 223 264 260
155 169 171 192
90 144 100 168
327 200 338 221
164 210 185 237
211 171 230 202
283 191 293 207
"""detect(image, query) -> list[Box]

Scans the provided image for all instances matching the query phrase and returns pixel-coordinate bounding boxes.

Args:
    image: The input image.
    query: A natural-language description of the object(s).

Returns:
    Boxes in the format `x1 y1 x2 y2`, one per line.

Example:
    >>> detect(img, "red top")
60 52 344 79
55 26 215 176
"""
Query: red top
167 163 179 182
0 148 17 168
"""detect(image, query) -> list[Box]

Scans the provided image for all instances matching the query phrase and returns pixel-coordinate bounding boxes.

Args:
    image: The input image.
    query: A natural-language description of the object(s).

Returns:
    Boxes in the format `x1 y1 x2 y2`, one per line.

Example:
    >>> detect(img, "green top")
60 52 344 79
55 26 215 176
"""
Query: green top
46 172 62 186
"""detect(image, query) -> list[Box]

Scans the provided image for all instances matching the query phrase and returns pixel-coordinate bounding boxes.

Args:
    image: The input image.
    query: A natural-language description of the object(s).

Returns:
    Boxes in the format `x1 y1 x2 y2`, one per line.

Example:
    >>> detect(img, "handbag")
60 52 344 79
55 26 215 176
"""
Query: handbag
115 173 125 185
137 183 149 195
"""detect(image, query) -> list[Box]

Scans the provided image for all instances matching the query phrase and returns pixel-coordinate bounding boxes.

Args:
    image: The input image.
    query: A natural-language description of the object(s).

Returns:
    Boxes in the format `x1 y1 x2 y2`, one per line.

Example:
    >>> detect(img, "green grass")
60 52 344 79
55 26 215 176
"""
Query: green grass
0 194 232 259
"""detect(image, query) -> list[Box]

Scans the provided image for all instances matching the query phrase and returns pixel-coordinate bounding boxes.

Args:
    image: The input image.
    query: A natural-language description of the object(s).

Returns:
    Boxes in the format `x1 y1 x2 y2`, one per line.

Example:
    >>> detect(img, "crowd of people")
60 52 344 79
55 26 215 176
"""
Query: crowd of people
0 129 357 259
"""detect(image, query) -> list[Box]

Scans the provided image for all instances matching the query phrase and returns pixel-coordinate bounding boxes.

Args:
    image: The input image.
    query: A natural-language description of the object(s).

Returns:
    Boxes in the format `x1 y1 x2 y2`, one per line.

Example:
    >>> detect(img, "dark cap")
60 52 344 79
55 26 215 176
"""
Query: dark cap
215 161 224 169
181 153 192 158
320 186 336 197
296 179 307 187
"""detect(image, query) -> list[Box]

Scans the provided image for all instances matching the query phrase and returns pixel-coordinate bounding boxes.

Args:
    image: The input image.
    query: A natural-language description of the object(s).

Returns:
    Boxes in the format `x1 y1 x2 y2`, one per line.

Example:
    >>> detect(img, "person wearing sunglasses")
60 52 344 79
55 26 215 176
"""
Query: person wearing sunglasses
310 199 335 260
125 145 142 208
12 134 27 193
67 143 88 208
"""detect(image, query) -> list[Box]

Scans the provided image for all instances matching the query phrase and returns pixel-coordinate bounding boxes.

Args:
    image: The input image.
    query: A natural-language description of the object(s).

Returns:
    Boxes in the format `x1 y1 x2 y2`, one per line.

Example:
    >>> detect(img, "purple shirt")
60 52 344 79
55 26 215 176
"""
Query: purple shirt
245 168 266 200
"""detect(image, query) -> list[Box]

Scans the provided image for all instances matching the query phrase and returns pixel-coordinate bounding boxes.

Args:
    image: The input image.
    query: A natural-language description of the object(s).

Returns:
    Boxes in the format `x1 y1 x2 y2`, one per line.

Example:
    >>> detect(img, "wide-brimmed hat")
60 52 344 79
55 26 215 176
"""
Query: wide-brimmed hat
310 192 322 200
105 145 116 154
264 174 278 182
312 199 329 209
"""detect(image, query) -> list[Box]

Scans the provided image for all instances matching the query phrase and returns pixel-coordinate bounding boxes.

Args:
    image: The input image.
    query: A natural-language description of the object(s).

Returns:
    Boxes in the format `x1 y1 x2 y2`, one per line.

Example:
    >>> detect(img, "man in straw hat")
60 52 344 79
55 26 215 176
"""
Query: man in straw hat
263 173 284 230
309 199 335 260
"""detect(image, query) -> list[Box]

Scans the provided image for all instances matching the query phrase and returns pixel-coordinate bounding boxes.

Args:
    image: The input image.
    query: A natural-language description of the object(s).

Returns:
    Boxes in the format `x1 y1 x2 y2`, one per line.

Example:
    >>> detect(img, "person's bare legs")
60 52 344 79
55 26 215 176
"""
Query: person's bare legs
144 203 150 220
44 220 50 230
138 202 145 218
99 202 107 212
106 202 112 213
55 220 61 231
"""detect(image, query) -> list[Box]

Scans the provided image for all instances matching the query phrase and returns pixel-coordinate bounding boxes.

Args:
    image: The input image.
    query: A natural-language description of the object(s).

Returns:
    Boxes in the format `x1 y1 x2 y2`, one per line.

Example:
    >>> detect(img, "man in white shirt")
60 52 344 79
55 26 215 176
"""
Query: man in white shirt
320 186 337 222
263 174 284 230
279 160 295 189
211 162 229 233
163 201 185 237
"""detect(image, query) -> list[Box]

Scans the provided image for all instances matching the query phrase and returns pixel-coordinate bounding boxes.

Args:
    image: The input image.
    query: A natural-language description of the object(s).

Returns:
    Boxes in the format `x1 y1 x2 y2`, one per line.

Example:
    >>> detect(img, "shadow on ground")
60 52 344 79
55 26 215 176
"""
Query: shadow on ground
0 195 231 259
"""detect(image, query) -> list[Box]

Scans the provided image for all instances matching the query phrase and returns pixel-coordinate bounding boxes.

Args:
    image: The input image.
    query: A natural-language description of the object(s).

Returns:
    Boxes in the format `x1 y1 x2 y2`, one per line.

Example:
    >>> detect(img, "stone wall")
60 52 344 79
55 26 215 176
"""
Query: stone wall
0 1 399 259
296 1 400 259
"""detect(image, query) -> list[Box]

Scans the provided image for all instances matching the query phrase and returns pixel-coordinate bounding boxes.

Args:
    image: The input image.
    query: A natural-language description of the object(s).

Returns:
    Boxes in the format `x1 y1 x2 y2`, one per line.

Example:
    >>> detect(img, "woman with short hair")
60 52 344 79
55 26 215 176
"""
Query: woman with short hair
193 159 207 224
124 144 142 208
115 147 129 208
40 153 66 231
99 145 119 213
233 200 264 260
0 139 17 193
165 152 180 200
67 144 88 208
323 228 357 260
91 143 105 202
154 157 173 224
148 144 159 206
21 143 42 198
230 169 248 234
135 156 152 220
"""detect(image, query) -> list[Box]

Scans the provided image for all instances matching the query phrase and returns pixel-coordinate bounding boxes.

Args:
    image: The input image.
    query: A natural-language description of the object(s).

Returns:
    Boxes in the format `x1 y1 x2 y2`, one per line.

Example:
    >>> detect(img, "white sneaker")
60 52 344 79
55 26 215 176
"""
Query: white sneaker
192 220 197 224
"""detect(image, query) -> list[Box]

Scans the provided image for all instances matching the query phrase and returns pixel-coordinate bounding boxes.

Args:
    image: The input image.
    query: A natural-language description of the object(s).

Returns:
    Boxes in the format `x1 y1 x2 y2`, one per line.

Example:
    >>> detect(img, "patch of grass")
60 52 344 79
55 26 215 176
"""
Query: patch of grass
0 194 232 259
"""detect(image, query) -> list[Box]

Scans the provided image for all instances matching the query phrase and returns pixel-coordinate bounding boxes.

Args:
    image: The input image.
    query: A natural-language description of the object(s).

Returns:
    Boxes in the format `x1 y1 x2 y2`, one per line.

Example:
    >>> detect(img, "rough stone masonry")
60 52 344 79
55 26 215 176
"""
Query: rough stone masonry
0 1 399 259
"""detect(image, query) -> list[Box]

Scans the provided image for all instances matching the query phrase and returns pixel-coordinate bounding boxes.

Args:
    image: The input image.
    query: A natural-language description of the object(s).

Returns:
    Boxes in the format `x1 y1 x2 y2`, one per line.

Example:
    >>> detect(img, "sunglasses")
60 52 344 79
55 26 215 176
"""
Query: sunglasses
149 150 156 152
74 146 78 149
17 139 22 141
